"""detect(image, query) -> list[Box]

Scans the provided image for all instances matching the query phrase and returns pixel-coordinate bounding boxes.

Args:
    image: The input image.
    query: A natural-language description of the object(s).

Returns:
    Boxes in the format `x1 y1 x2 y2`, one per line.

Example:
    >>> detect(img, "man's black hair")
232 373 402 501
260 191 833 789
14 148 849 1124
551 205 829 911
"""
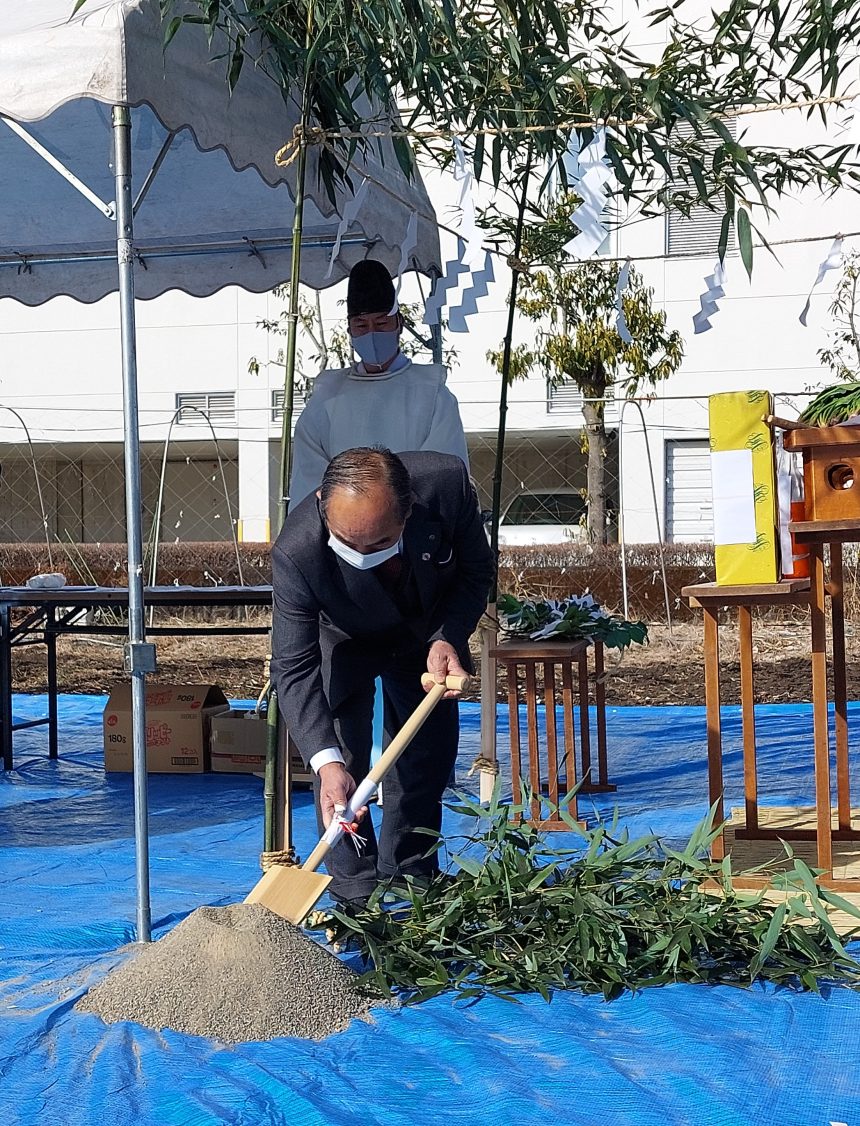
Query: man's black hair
319 446 412 522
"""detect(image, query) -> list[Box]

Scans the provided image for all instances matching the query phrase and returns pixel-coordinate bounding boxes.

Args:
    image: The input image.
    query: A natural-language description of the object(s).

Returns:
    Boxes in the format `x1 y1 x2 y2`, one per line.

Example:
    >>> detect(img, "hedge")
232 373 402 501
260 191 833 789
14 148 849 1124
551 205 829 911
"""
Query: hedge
0 540 718 620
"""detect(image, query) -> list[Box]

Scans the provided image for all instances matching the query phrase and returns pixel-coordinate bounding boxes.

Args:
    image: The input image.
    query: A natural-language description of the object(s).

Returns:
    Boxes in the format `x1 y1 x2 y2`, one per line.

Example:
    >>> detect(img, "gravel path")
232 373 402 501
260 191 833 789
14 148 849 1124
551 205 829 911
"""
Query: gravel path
76 903 378 1042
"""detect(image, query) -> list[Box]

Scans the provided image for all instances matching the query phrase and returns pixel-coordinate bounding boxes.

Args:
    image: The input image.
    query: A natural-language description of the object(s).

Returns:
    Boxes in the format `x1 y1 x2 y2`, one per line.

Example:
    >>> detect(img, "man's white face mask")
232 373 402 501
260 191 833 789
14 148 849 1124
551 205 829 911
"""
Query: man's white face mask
351 329 400 368
328 533 401 571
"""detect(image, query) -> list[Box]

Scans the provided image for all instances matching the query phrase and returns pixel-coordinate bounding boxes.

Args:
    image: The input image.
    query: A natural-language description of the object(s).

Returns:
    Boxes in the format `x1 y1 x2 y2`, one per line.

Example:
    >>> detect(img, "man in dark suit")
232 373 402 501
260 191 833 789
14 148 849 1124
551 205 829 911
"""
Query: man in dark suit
270 446 494 906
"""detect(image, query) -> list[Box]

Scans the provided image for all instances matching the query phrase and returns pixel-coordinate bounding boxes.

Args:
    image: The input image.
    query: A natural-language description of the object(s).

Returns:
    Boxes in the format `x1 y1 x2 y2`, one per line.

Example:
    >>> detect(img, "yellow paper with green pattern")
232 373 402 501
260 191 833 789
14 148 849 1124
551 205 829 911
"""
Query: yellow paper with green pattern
709 390 778 586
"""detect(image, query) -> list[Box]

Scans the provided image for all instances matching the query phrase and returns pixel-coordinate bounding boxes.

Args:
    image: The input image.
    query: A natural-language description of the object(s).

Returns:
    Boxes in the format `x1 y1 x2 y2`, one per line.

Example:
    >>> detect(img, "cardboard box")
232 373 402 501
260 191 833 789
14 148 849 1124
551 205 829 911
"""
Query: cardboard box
709 391 779 586
210 710 268 774
210 709 312 783
104 683 230 773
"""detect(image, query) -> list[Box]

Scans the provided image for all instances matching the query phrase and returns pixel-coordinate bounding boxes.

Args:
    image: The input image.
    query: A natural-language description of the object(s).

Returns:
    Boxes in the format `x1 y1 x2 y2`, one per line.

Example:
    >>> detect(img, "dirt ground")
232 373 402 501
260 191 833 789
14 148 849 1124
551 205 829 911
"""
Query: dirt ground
9 612 860 706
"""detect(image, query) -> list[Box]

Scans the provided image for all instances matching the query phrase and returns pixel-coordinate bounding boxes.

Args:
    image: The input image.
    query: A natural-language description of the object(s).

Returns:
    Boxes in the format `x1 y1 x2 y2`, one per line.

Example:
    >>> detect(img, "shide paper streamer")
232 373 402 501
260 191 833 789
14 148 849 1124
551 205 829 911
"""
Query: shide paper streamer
425 140 491 329
391 212 418 312
693 261 728 334
615 258 633 343
325 177 369 279
564 127 613 260
448 251 495 333
423 239 469 327
799 237 843 326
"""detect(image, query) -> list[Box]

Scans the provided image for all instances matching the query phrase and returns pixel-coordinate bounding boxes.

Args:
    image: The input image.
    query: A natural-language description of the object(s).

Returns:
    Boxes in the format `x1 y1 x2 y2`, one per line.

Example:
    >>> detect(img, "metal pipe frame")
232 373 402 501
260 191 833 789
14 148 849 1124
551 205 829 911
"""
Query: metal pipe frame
112 105 152 944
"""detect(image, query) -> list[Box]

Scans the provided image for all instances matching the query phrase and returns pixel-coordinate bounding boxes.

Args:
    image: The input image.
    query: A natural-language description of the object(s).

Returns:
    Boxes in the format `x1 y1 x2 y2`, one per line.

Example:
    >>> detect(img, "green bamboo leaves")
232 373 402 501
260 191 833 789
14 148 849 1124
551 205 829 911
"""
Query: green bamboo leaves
323 793 860 1005
157 0 860 250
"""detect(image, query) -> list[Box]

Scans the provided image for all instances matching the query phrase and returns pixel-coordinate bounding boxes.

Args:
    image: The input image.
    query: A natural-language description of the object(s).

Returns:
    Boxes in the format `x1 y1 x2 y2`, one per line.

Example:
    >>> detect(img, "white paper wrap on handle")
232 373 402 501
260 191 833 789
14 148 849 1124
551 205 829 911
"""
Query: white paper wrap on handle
321 778 380 847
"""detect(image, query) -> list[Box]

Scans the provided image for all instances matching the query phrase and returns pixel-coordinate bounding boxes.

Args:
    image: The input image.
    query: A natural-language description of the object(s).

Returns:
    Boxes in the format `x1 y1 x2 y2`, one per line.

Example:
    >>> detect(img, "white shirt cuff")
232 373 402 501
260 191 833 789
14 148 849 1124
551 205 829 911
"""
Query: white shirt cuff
309 746 345 774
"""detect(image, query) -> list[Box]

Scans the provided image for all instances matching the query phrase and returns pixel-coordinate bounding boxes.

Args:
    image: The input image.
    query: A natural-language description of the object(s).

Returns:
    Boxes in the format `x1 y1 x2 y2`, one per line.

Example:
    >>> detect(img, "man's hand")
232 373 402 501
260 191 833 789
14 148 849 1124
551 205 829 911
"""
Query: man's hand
426 640 469 699
318 762 368 830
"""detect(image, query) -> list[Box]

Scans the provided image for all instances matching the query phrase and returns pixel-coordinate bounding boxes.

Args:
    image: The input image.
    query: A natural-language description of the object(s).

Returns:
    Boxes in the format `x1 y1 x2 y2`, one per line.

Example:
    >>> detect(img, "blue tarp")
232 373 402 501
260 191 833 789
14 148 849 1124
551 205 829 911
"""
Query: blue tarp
2 694 860 1126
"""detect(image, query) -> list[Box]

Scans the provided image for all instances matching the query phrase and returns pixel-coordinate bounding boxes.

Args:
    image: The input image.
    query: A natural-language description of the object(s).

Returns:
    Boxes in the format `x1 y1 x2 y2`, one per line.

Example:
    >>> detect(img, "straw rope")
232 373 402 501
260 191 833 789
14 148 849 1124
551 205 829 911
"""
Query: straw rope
273 91 860 157
469 755 500 777
260 847 300 871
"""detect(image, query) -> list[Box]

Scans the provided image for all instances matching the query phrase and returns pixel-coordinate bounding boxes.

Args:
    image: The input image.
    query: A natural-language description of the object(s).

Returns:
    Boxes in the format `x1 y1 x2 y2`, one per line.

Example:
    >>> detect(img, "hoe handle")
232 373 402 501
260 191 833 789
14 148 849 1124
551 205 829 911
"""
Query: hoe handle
302 673 470 872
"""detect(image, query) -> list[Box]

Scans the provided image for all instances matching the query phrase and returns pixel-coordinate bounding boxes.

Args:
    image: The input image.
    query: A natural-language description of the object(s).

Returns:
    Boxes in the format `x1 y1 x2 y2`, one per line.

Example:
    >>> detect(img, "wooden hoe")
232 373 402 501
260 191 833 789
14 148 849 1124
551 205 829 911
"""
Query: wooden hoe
245 673 470 925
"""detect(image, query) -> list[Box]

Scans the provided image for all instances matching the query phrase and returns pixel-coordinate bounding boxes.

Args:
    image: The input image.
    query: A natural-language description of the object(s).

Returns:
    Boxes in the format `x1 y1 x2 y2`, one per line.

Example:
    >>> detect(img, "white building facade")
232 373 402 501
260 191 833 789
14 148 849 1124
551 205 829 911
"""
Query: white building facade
0 12 854 549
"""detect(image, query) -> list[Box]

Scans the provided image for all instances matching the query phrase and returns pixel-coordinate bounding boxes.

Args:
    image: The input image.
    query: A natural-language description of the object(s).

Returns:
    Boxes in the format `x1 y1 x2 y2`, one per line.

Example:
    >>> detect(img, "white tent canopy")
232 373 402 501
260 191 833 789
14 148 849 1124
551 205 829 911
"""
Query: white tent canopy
0 0 441 304
0 0 441 943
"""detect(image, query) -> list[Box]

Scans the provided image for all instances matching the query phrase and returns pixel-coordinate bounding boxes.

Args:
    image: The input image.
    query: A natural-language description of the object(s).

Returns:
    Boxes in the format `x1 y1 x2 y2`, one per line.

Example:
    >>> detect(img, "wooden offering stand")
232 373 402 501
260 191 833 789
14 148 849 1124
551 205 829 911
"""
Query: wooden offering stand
489 639 613 830
684 422 860 890
782 425 860 888
682 579 813 877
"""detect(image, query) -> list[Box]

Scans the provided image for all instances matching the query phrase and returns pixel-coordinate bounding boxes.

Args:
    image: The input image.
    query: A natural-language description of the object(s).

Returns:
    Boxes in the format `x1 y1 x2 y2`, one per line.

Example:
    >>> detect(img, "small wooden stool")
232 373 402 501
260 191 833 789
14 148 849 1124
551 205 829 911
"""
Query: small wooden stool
489 639 614 829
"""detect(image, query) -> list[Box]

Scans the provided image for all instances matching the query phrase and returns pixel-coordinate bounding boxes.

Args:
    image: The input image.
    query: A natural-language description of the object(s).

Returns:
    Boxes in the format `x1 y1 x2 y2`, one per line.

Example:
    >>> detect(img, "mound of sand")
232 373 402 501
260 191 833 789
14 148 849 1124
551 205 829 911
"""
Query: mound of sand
76 903 377 1042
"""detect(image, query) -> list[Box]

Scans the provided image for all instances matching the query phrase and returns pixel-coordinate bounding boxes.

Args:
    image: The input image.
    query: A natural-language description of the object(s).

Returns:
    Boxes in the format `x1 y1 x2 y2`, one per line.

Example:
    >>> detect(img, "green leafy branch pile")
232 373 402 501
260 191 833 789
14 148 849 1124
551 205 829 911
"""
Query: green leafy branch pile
497 592 647 650
327 793 860 1005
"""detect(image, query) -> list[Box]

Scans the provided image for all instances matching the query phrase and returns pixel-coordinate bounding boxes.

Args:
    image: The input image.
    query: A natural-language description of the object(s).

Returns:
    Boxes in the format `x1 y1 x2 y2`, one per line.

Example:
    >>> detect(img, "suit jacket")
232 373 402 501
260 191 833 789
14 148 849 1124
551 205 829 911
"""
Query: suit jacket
270 451 495 765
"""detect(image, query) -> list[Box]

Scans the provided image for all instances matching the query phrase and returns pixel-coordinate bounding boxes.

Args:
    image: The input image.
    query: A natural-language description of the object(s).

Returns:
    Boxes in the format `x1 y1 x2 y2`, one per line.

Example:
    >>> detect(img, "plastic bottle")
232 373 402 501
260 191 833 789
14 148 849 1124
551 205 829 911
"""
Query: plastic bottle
784 454 810 579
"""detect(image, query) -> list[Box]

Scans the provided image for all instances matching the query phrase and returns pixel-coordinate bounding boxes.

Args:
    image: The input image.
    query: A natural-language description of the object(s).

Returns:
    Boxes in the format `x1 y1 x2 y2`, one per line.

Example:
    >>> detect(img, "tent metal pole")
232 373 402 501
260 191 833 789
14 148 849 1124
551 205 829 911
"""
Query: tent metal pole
112 104 153 944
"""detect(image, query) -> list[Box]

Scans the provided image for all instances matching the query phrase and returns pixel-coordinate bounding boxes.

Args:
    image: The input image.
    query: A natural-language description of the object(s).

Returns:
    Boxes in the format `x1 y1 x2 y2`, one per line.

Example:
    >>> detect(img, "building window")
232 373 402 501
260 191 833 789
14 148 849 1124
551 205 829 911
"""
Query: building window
665 119 738 258
271 384 310 422
547 382 618 423
175 392 236 424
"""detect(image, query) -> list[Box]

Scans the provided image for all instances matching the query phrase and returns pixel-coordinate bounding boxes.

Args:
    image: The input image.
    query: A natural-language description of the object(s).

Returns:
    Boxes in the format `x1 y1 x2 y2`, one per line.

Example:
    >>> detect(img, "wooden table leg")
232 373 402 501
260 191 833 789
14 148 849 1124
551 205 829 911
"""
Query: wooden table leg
830 542 851 832
593 641 614 791
809 543 833 875
506 663 522 813
577 654 592 789
703 607 725 860
543 662 560 814
561 661 577 820
524 661 541 821
738 605 758 833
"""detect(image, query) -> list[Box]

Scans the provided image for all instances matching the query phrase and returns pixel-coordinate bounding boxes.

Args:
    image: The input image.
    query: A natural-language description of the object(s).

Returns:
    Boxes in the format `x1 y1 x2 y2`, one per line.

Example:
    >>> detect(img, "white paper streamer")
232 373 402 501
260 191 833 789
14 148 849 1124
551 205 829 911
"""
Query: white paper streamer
452 138 484 269
693 261 727 334
423 239 470 326
447 250 495 333
775 432 793 574
798 236 843 326
324 177 369 279
390 211 418 312
564 127 613 259
615 258 633 343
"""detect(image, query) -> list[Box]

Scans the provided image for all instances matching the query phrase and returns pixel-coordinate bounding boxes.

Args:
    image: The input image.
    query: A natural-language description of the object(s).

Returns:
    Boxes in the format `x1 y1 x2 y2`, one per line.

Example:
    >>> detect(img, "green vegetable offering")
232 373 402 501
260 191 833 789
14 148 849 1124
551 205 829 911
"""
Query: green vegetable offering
497 592 647 650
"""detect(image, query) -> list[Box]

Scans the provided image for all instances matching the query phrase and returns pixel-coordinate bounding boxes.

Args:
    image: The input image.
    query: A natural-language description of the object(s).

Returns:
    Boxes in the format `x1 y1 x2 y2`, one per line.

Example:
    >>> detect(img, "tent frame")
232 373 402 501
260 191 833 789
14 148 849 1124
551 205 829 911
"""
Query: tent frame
113 105 155 943
3 92 439 944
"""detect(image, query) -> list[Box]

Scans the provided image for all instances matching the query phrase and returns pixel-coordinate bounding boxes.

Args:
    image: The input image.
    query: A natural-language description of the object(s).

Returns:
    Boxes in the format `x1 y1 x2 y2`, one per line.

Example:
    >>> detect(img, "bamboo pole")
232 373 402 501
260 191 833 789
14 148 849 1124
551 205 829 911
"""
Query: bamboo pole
263 685 278 854
276 6 315 535
483 155 531 803
488 149 533 595
269 7 315 872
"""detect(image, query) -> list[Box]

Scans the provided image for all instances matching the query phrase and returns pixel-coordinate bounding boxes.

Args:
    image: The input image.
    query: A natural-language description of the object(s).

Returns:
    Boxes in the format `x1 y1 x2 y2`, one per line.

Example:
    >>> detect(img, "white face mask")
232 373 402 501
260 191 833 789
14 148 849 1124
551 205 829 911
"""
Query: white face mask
328 533 401 571
351 329 400 368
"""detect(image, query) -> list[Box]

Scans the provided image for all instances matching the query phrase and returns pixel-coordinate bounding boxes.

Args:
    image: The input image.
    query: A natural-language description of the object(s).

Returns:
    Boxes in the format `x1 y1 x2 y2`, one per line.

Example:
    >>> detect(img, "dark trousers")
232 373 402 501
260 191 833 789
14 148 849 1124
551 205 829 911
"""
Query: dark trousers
312 660 459 904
